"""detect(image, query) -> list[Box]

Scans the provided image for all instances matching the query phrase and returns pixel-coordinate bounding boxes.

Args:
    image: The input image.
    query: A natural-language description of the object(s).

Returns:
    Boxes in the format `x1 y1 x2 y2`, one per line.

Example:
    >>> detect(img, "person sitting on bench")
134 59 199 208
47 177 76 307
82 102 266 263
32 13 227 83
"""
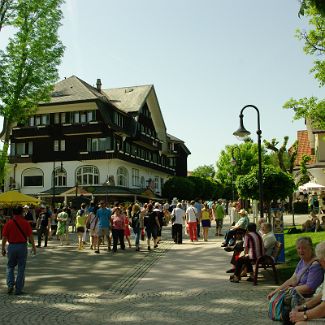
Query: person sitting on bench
221 209 249 248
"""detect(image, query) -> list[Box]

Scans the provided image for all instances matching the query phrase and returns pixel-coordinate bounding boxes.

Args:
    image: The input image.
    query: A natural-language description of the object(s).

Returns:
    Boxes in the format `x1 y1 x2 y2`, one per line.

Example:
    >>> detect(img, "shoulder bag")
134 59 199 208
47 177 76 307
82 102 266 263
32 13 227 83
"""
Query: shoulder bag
268 259 318 321
12 219 28 243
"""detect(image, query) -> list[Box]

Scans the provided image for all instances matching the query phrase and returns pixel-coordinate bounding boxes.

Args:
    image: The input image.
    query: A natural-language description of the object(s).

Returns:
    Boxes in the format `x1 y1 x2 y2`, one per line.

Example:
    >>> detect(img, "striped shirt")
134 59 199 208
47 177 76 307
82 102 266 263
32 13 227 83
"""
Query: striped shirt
244 232 264 261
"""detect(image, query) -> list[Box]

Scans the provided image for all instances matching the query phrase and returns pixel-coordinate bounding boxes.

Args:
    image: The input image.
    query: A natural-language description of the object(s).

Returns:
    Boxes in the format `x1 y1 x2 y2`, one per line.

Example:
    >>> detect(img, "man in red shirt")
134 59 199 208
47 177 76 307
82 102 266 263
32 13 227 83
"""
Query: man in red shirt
2 206 36 295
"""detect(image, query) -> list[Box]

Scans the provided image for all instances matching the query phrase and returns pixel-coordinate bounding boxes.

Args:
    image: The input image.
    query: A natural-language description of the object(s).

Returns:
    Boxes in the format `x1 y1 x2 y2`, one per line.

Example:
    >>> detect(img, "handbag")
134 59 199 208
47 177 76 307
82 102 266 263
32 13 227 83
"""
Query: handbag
268 288 290 321
268 259 317 321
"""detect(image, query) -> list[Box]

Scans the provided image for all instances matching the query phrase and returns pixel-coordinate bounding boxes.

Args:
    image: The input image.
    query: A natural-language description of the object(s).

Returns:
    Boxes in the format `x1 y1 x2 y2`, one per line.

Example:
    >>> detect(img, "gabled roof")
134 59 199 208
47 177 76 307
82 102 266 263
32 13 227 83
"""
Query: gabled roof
102 85 152 113
167 133 184 143
42 75 108 105
295 130 316 166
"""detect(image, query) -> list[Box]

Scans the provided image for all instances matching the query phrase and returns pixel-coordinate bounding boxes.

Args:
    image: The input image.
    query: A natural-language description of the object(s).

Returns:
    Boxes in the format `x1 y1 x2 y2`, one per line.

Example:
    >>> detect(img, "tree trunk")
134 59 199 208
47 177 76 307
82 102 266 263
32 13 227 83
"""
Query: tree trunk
0 121 13 187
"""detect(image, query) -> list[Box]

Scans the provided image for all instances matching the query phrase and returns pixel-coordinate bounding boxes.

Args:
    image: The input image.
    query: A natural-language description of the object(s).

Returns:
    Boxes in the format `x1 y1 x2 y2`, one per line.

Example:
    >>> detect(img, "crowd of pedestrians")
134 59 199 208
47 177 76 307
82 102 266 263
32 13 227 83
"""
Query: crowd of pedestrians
2 195 325 323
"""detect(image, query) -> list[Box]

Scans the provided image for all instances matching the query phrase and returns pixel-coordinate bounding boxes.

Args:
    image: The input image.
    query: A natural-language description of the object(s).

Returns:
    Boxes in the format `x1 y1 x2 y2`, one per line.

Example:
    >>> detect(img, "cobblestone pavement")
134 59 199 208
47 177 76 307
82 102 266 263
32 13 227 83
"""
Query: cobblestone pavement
0 214 304 324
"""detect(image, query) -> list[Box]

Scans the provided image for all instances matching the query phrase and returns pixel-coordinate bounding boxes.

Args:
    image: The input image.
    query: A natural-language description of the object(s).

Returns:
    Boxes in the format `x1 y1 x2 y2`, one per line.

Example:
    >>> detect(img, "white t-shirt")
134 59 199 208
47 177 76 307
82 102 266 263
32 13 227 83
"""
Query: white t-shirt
186 206 198 222
262 231 277 256
171 207 186 225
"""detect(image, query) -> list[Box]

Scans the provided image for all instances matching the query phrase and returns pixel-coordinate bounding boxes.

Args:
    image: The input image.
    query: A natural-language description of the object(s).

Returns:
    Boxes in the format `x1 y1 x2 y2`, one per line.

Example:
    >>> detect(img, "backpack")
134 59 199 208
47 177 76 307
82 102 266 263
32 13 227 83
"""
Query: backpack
131 211 140 228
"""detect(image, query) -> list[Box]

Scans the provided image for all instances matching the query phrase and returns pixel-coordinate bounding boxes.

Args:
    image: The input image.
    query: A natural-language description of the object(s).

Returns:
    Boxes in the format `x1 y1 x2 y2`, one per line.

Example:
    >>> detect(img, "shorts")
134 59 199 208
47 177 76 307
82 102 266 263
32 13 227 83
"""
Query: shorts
98 227 110 237
201 219 211 228
146 226 158 240
77 226 85 233
216 219 223 228
90 228 98 237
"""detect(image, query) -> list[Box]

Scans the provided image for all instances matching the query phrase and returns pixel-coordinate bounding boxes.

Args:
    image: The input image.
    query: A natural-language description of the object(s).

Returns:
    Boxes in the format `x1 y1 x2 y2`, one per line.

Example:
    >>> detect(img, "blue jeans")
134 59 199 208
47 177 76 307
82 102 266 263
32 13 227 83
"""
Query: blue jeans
133 227 141 247
7 243 28 293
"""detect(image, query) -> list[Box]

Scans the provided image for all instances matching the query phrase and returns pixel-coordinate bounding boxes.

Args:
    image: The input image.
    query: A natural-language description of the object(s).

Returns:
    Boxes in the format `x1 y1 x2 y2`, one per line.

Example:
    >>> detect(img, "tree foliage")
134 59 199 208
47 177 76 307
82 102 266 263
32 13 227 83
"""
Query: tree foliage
299 0 325 18
236 165 296 205
162 177 195 200
263 136 298 173
162 176 218 201
0 0 17 31
0 0 65 184
191 164 215 179
284 4 325 129
214 141 270 200
187 176 218 200
297 154 312 186
283 97 325 130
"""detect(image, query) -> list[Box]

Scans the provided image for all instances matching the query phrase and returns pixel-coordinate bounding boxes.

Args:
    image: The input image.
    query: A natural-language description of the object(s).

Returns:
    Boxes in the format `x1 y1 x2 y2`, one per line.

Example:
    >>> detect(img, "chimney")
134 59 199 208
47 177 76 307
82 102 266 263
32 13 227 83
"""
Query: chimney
96 78 102 92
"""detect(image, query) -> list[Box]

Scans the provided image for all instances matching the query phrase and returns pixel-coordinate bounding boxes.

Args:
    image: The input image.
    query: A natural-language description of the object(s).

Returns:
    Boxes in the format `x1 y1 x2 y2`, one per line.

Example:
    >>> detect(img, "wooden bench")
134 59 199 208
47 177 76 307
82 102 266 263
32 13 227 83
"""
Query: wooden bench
253 240 282 285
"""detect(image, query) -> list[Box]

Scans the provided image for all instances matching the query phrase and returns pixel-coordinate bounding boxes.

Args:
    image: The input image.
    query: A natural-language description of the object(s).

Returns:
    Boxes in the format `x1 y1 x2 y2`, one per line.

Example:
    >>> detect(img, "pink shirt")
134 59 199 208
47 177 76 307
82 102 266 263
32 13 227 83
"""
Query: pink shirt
112 214 125 230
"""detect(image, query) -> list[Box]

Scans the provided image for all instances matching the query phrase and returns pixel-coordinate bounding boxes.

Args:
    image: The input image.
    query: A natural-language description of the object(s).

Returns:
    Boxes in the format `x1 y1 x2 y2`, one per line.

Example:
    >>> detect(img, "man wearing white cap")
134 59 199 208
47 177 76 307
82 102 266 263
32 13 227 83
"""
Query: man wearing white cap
221 209 249 248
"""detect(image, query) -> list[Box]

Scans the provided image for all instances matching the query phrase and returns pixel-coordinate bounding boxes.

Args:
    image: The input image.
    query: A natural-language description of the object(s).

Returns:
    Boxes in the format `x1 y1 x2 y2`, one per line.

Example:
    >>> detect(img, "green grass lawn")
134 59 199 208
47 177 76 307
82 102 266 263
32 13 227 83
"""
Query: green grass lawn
277 229 325 281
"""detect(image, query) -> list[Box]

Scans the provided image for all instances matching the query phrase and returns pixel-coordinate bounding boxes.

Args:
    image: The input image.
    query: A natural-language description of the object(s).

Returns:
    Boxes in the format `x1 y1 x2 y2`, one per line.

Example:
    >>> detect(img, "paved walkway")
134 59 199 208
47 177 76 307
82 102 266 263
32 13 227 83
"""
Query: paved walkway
0 213 305 324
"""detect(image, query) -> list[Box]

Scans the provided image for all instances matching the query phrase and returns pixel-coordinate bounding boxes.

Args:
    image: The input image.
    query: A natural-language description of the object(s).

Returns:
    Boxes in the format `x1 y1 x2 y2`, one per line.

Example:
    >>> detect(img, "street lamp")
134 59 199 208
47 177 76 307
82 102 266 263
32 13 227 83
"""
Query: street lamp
230 146 241 201
233 105 263 219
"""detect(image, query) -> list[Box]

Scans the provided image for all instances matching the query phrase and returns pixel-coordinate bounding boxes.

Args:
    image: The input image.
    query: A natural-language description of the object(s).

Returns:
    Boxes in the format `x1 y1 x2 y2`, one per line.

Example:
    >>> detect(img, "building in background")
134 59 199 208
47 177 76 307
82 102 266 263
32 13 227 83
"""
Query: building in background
6 76 190 206
293 120 325 186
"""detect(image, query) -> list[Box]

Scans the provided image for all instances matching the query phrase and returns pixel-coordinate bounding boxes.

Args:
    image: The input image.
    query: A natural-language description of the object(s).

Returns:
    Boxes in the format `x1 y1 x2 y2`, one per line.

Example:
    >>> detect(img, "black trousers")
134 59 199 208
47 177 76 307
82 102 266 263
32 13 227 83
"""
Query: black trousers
234 256 253 277
112 228 125 252
173 224 183 244
38 226 48 247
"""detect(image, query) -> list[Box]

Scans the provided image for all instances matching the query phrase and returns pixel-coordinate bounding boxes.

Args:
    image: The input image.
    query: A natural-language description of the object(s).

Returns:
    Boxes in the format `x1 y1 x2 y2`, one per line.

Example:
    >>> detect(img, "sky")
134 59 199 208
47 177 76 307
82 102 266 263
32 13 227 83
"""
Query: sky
1 0 324 171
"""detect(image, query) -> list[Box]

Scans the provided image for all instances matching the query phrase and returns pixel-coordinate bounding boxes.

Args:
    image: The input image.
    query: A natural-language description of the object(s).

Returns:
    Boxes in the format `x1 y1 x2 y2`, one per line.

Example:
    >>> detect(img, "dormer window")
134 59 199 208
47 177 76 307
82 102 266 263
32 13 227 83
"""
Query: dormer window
114 112 124 128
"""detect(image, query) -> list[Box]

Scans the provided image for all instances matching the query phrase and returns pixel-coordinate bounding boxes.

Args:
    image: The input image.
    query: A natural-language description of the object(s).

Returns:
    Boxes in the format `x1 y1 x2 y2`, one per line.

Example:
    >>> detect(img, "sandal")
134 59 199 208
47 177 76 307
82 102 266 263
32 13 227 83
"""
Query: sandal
229 275 239 283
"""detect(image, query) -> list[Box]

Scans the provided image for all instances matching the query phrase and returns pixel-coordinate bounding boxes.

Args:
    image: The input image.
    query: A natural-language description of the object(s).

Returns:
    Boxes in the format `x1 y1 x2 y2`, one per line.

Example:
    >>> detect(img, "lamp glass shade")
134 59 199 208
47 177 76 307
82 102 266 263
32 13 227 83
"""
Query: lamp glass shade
233 126 251 138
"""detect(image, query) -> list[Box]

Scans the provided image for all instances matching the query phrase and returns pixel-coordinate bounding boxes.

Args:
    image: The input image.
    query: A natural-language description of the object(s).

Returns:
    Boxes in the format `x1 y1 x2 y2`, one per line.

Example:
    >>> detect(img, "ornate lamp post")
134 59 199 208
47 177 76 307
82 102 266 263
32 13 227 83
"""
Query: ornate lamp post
233 105 263 219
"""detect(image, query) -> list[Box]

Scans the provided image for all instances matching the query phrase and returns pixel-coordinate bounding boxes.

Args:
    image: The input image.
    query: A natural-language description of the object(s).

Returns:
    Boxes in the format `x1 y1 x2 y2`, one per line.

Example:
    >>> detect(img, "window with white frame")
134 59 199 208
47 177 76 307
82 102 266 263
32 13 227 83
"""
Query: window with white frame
76 165 99 186
16 143 26 155
54 113 60 124
117 167 128 187
10 142 33 156
28 142 33 155
35 115 41 126
140 176 145 188
154 176 159 191
132 168 140 187
54 140 65 152
87 110 95 122
87 137 114 152
61 112 66 123
74 112 80 124
53 167 67 187
32 114 50 126
29 117 34 127
42 115 49 125
22 168 43 187
114 112 124 128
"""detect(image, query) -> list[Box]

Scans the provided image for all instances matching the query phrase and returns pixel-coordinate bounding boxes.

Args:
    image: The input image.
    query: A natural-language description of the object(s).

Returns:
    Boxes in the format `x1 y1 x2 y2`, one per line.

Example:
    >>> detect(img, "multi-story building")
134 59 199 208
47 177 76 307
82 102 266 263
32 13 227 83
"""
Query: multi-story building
294 119 325 185
5 76 190 206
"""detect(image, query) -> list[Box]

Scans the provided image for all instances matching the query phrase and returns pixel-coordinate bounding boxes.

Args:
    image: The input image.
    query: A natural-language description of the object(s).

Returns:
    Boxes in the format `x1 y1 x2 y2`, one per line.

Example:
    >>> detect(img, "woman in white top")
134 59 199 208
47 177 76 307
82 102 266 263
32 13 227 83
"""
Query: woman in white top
186 200 198 242
171 203 186 244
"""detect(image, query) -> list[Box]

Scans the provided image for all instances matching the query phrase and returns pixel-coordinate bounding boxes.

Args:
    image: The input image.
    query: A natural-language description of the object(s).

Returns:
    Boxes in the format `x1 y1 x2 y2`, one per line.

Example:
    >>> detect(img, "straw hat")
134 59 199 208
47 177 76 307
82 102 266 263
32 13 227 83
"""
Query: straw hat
238 209 247 215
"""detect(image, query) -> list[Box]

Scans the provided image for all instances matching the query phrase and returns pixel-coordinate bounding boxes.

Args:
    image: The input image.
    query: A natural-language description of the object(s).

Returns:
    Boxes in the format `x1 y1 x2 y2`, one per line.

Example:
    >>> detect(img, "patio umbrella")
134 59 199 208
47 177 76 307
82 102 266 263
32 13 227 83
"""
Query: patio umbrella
0 190 40 206
298 182 325 192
